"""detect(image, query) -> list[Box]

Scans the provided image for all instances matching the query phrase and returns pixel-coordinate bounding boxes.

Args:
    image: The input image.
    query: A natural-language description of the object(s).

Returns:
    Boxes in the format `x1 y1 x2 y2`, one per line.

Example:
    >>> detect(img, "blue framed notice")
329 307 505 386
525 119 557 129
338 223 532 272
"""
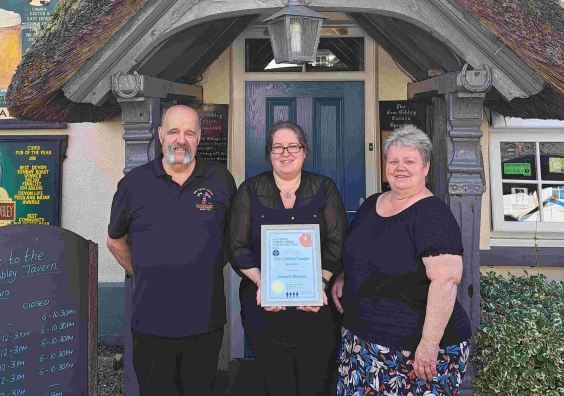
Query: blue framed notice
260 224 322 307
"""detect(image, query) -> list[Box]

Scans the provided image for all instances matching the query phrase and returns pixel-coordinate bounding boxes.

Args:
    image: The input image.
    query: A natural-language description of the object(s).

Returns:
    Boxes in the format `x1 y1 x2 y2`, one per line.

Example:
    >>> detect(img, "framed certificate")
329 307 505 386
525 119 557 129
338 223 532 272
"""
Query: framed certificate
261 224 323 307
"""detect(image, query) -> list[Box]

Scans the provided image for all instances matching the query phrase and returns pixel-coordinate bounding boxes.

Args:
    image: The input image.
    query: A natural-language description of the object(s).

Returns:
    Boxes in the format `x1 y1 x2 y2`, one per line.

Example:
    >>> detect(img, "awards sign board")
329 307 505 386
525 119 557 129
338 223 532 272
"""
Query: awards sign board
260 224 323 307
0 135 67 227
0 225 97 395
0 0 58 119
197 104 228 166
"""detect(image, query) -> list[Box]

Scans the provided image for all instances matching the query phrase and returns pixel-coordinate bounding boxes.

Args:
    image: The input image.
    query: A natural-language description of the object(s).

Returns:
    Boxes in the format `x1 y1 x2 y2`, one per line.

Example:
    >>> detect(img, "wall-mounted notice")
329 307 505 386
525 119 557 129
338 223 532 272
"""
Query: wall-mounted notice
0 135 67 227
503 163 532 177
379 100 426 132
0 0 58 119
197 104 228 166
379 101 426 190
0 225 97 395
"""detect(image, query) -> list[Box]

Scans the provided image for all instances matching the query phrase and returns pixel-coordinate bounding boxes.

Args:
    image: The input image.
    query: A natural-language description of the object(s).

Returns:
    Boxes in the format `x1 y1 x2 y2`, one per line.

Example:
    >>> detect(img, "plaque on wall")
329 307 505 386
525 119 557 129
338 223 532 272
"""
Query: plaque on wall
0 135 67 226
197 104 228 166
0 0 59 123
379 101 426 191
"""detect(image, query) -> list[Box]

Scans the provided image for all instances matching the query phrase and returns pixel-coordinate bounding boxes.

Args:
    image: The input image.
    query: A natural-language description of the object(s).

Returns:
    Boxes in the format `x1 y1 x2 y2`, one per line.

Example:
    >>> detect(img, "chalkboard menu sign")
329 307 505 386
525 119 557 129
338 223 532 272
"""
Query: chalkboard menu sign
379 101 426 190
0 225 97 396
0 135 67 227
197 104 228 166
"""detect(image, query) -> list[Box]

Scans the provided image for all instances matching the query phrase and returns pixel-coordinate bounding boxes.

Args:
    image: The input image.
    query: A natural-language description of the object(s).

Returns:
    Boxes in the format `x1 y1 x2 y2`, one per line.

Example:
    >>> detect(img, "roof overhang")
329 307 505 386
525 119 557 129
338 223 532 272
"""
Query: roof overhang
62 0 545 109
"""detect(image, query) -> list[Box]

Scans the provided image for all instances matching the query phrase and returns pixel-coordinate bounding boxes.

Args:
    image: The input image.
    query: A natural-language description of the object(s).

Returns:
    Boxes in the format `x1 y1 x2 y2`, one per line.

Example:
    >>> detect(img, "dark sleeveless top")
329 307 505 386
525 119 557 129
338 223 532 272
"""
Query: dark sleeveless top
230 171 347 344
342 193 471 351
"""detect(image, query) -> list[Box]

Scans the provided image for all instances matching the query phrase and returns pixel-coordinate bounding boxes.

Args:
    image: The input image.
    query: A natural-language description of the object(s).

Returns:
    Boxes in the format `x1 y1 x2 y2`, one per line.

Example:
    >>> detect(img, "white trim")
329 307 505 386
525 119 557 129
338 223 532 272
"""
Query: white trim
489 128 564 234
490 238 564 248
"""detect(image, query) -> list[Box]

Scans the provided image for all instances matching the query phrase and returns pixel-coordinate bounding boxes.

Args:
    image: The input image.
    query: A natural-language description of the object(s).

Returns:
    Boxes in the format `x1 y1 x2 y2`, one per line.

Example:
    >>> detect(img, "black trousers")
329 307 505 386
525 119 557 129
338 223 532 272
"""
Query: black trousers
132 327 224 396
247 329 338 396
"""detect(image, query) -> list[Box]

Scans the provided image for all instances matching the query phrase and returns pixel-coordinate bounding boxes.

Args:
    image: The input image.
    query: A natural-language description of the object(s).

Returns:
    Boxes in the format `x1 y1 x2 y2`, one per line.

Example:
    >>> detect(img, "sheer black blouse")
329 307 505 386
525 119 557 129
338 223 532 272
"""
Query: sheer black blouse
229 171 347 275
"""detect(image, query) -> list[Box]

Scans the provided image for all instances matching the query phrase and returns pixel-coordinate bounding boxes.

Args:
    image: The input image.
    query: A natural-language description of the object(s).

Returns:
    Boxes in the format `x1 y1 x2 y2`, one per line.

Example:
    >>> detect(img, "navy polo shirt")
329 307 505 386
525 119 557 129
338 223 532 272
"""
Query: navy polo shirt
108 157 236 337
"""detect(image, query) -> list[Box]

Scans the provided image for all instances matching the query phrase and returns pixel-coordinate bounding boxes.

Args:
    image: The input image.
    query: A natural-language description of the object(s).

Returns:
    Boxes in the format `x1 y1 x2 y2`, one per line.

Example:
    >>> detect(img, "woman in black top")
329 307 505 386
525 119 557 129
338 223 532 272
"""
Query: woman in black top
331 124 471 395
230 121 347 396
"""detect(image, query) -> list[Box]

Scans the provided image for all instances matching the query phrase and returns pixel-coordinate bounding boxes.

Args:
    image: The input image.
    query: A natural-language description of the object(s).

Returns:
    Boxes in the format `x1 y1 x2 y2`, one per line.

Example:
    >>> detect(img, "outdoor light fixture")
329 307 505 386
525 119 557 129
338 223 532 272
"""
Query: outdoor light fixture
263 0 328 64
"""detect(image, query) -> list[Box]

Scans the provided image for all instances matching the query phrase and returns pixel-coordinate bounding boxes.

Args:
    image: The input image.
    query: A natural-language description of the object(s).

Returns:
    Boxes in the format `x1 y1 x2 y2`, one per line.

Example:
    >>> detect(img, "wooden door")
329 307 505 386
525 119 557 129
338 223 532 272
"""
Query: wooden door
246 81 365 220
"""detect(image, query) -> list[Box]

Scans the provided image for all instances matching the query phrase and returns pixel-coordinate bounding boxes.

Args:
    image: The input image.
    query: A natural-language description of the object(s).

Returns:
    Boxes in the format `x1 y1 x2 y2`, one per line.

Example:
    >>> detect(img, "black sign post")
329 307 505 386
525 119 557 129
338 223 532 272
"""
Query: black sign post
0 225 97 395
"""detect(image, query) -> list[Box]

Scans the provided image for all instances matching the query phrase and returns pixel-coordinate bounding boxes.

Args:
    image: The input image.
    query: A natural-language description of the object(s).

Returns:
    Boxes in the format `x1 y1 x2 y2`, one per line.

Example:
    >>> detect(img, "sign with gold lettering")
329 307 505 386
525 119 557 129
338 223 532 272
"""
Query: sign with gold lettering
379 101 426 191
0 136 67 226
1 1 58 119
197 104 228 166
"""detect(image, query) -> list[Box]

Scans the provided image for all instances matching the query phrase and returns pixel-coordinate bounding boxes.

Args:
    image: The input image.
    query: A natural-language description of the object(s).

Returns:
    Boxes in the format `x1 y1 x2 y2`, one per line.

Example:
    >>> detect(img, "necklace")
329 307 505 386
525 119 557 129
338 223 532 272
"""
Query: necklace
276 178 301 199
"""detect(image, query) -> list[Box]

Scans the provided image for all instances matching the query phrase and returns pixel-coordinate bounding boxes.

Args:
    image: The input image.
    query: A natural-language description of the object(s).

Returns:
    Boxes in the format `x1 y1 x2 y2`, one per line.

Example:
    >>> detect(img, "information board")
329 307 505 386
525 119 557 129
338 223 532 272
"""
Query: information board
0 135 67 227
197 104 228 166
379 101 426 190
379 100 426 132
0 225 97 396
1 0 59 119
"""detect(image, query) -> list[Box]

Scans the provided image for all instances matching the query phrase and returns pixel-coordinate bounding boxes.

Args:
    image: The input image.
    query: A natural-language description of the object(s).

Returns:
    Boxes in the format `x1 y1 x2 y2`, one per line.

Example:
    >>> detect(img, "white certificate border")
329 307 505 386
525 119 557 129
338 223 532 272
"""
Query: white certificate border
260 224 323 307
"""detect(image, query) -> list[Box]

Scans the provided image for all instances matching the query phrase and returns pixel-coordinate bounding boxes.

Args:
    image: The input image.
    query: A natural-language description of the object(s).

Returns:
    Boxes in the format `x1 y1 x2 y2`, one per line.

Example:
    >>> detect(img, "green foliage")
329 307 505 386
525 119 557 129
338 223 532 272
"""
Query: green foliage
473 272 564 395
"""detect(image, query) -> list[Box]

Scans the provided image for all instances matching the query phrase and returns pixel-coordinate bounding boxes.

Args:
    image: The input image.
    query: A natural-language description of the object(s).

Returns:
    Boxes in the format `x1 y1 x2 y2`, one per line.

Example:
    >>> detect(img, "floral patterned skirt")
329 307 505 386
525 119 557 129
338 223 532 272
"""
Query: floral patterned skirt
337 327 470 396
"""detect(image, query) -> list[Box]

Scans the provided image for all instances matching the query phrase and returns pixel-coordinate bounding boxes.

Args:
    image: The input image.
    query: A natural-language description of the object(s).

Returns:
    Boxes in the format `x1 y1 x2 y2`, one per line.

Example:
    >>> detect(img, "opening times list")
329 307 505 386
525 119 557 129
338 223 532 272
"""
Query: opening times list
0 247 82 396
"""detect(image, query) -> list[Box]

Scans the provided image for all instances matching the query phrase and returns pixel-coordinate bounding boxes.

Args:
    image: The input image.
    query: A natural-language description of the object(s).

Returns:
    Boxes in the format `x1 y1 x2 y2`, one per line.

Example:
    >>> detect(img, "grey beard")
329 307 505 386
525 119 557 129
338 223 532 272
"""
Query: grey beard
166 144 193 166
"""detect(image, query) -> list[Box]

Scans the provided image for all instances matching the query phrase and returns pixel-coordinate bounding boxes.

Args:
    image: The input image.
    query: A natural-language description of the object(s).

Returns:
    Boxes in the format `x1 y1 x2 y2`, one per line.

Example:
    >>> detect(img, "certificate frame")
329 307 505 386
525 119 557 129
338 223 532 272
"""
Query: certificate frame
261 224 323 307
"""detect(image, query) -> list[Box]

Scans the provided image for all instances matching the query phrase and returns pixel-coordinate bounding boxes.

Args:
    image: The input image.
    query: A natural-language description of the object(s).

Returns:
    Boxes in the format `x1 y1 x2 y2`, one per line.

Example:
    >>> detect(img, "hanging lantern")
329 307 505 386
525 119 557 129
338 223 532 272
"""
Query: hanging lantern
263 0 328 64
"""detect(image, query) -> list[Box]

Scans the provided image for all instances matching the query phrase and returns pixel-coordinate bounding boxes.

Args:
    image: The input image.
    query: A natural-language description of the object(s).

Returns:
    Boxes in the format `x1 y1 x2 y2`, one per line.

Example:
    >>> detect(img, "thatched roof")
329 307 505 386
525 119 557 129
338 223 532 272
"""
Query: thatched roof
6 0 150 122
6 0 564 122
455 0 564 119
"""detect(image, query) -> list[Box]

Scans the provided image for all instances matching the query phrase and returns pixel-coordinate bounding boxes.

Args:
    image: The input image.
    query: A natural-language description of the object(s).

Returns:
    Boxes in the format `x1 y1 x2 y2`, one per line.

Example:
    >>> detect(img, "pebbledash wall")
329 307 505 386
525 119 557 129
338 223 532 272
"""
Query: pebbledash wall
3 42 561 343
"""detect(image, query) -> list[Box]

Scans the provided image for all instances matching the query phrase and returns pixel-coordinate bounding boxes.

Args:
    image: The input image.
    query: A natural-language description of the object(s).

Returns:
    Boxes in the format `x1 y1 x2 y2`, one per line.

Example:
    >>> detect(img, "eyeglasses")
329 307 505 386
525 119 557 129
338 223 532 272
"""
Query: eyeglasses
271 144 303 154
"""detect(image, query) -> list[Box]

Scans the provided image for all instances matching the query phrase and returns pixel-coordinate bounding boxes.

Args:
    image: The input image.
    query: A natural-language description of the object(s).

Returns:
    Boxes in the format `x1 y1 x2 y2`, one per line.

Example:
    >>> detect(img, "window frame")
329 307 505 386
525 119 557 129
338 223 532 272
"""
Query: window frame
243 26 367 73
489 127 564 234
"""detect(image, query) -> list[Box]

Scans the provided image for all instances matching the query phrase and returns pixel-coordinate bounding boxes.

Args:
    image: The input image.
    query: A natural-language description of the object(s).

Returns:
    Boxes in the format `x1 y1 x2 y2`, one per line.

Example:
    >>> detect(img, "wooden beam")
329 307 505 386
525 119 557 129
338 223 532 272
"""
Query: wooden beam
386 17 462 72
111 72 203 101
408 64 493 98
136 23 209 78
408 71 460 98
350 13 427 81
368 15 438 72
159 15 255 82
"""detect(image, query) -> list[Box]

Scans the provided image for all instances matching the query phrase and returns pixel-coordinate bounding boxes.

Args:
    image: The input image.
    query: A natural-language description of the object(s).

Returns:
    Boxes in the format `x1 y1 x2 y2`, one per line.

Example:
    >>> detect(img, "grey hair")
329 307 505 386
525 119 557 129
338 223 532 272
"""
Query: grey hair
383 124 432 165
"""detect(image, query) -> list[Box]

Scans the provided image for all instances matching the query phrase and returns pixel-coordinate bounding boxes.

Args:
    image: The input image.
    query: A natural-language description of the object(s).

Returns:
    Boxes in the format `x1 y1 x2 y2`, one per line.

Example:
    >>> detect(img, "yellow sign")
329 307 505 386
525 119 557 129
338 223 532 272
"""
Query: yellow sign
549 157 564 174
0 187 16 225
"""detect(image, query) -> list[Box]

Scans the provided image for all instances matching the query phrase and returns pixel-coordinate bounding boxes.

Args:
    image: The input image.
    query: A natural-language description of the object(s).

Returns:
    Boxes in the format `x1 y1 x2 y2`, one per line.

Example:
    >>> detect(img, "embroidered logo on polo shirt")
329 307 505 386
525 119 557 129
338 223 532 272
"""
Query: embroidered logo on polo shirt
194 188 214 211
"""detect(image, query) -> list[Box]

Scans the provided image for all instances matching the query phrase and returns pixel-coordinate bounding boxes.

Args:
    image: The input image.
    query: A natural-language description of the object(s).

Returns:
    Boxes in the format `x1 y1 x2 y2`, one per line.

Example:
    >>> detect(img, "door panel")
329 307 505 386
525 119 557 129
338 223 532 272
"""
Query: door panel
246 81 365 220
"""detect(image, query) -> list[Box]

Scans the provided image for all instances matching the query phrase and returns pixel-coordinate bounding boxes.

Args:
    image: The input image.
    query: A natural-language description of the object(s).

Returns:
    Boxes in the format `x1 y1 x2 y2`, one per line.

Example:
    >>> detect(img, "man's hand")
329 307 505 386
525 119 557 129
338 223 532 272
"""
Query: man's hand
107 235 133 275
331 272 345 314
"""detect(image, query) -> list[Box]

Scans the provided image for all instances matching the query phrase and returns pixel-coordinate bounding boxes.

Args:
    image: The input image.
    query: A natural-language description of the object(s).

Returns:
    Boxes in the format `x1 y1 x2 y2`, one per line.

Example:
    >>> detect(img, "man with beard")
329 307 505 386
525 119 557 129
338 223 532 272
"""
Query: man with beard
107 105 236 396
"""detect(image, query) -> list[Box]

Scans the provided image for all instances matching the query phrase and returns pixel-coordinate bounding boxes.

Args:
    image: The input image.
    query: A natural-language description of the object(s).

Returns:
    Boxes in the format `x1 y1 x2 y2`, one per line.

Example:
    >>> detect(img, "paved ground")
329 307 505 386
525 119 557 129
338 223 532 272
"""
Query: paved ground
97 343 265 395
98 343 336 395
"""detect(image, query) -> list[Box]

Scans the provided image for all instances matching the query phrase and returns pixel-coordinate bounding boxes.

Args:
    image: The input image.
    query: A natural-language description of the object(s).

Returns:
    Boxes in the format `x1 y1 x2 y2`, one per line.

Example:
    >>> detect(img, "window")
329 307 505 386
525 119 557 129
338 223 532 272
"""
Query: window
245 37 364 72
490 129 564 233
